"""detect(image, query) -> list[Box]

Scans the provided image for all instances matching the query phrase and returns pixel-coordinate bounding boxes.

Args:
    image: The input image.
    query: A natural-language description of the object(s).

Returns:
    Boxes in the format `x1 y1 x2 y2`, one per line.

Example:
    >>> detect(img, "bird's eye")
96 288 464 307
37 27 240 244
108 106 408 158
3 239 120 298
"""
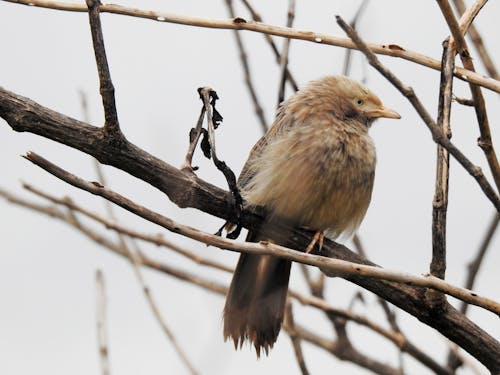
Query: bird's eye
355 98 364 106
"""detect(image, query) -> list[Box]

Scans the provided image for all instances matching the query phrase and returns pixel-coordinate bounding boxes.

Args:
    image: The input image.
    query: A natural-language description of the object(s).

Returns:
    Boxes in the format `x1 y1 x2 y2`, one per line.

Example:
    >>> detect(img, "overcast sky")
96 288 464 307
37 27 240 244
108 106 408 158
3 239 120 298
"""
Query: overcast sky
1 1 499 374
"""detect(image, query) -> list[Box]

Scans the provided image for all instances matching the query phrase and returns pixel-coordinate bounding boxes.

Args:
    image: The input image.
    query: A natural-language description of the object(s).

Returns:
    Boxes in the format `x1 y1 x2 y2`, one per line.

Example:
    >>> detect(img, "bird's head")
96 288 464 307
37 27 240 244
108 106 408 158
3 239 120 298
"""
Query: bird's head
303 76 401 127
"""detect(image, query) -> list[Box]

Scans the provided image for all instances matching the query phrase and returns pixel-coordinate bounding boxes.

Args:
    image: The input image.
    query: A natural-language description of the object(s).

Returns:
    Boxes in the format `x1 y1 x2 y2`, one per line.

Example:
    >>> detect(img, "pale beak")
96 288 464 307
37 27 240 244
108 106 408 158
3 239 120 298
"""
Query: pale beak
366 105 401 119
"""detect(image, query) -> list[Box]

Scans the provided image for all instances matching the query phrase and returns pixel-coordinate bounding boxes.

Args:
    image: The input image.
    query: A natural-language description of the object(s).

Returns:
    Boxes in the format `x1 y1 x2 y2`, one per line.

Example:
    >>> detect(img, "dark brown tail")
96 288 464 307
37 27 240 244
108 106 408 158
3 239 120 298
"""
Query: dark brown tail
223 228 292 356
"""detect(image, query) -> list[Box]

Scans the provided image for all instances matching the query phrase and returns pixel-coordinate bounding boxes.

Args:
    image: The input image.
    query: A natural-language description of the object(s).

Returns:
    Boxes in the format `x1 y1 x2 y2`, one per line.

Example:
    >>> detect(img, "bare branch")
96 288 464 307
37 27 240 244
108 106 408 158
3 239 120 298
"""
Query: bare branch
342 0 370 77
284 302 310 375
21 151 500 316
4 0 500 94
294 324 401 375
0 187 422 374
436 0 500 194
240 0 299 91
451 0 499 80
182 106 206 171
0 187 229 295
276 0 295 107
225 0 268 133
198 87 243 238
453 95 474 106
126 242 199 375
95 269 111 375
22 182 233 273
84 0 120 135
1 85 499 369
460 213 500 314
447 214 499 372
0 187 487 374
430 38 454 282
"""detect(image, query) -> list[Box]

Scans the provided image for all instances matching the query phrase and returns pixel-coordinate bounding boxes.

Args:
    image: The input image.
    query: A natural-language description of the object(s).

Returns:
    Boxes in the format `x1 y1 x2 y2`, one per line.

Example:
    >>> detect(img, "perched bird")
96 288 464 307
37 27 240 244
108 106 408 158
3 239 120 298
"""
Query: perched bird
223 75 400 356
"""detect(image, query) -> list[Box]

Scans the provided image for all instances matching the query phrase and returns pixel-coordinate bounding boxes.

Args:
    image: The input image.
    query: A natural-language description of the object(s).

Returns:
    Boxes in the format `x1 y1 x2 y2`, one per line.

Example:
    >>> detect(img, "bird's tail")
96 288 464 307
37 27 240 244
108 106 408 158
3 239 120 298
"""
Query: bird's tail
223 225 292 357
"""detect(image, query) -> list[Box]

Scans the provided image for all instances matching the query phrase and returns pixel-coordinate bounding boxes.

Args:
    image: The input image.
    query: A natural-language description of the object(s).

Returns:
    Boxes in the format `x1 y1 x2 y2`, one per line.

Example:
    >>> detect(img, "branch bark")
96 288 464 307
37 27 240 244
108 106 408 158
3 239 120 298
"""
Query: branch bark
85 0 121 135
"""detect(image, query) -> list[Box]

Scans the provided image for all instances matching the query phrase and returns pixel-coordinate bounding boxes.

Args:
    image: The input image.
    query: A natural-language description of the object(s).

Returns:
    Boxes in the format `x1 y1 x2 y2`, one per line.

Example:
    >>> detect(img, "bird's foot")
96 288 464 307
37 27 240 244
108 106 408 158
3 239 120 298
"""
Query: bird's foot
305 231 324 254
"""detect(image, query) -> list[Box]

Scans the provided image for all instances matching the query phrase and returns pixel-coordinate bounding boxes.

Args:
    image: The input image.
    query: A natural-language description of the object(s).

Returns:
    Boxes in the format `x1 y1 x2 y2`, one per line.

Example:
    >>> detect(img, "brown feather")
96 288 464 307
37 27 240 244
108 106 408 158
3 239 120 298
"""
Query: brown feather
223 75 400 355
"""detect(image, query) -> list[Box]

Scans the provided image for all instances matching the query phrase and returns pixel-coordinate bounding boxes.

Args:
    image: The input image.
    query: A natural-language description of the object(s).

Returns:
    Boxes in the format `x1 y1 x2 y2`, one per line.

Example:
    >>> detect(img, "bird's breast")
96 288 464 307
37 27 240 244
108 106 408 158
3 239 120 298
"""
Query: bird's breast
242 124 376 237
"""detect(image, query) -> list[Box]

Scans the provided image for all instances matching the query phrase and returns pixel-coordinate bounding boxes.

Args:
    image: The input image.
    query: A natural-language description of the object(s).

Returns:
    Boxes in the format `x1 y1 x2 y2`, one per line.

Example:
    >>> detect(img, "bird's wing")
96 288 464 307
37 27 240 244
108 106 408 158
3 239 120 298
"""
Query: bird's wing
238 102 296 189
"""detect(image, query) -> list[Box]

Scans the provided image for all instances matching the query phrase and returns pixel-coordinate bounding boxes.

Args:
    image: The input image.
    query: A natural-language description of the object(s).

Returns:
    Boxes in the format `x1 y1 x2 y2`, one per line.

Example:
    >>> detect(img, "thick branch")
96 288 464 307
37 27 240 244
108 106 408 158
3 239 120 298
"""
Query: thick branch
1 87 500 371
21 151 500 315
0 86 239 224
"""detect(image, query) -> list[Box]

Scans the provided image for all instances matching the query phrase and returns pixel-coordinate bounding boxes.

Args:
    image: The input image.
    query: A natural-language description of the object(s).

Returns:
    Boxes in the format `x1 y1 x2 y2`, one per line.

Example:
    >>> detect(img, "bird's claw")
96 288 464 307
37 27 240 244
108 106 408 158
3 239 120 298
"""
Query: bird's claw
305 231 324 254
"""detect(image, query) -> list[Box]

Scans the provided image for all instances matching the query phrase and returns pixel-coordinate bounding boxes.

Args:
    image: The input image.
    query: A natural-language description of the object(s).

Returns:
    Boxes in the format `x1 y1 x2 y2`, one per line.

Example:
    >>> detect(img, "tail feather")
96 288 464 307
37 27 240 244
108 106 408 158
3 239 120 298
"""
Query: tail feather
223 225 292 356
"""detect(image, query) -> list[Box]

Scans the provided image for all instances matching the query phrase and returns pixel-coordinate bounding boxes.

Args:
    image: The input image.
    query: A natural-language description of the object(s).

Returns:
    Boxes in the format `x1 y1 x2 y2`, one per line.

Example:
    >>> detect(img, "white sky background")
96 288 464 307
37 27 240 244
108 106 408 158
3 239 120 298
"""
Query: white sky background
1 1 499 374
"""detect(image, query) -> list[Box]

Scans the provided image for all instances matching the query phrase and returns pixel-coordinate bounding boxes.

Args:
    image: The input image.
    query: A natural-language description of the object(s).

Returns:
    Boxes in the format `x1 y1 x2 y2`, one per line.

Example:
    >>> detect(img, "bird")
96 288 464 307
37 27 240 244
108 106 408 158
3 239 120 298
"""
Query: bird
223 75 400 356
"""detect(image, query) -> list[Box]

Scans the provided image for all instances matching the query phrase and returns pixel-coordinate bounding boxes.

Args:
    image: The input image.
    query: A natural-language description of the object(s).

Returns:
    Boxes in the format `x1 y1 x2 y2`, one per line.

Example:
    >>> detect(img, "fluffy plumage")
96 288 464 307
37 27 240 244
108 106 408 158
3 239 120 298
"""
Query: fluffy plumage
223 75 400 356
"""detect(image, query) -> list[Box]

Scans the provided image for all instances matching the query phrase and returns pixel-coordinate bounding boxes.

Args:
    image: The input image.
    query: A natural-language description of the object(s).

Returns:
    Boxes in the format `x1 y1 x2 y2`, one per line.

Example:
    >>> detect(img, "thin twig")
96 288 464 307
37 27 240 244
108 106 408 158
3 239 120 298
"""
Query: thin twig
22 151 500 315
95 269 111 375
351 234 367 258
353 231 408 370
335 15 500 213
448 344 483 375
451 0 499 80
436 0 500 194
22 182 233 273
126 242 199 375
182 106 206 171
342 0 370 76
198 87 243 238
5 0 500 94
71 110 199 375
84 0 120 135
300 264 324 298
430 38 455 282
276 0 295 107
460 213 500 314
79 90 120 221
225 0 268 133
293 324 400 375
79 91 106 183
452 0 488 39
0 186 229 295
453 95 474 106
240 0 299 91
69 204 199 373
447 218 499 370
284 302 310 375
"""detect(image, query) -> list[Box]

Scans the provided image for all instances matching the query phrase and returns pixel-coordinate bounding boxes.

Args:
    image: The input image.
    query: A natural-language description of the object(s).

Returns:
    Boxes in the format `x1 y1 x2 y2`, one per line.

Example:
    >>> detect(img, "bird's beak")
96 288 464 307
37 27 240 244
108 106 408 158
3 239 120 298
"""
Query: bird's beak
366 105 401 119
